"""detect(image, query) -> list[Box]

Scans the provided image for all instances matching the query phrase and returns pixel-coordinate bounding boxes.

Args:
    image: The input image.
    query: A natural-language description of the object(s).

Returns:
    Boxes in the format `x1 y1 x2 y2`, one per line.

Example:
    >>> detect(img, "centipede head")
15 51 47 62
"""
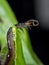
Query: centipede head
15 19 39 30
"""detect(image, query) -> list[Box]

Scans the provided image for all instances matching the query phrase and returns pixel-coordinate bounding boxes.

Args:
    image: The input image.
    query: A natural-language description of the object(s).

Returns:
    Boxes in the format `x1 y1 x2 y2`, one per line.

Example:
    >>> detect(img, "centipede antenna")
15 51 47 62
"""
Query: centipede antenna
25 19 39 27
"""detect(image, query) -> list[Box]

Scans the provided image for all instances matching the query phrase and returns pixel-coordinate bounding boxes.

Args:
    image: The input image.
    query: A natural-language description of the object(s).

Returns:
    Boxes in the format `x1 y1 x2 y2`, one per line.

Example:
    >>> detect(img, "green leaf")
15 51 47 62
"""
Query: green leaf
0 0 44 65
12 26 44 65
0 0 18 65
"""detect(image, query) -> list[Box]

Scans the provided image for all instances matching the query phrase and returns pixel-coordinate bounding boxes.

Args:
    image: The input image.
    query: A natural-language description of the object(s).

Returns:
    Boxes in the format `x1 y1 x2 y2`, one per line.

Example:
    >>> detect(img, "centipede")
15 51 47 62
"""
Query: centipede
4 19 39 65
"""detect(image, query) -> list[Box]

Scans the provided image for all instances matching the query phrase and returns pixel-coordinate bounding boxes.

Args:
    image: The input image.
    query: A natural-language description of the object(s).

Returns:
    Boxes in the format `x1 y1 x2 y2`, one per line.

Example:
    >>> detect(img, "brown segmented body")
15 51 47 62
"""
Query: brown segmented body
4 27 15 65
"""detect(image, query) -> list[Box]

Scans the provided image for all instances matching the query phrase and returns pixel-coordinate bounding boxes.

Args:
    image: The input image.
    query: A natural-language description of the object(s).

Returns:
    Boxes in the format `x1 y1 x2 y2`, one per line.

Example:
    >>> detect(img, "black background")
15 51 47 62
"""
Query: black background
8 0 49 65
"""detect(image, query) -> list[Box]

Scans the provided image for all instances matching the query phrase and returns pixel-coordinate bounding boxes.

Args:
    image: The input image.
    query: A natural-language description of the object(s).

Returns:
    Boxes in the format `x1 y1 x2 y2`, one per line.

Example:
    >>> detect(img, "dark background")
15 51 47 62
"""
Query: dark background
8 0 49 65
